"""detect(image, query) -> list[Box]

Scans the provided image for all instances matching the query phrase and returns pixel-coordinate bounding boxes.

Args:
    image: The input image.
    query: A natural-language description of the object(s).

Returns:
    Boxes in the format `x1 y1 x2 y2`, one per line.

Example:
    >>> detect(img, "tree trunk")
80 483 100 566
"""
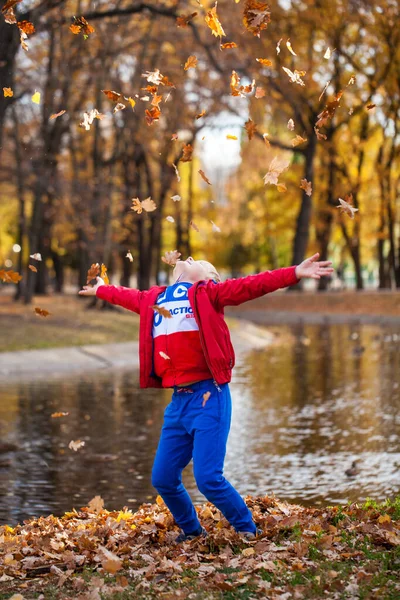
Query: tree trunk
0 1 19 157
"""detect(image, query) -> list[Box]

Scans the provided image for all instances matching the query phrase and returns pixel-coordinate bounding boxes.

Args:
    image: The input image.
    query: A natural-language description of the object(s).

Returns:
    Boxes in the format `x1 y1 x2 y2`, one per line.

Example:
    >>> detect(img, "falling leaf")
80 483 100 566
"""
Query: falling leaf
255 87 265 98
102 89 123 102
172 163 181 182
113 102 126 113
98 546 123 574
34 307 50 317
263 156 290 185
300 178 312 196
324 47 331 59
315 91 343 129
171 133 178 141
126 251 134 262
86 263 100 284
0 269 22 284
100 263 109 285
80 109 105 131
256 58 272 66
181 143 193 162
230 70 255 97
69 440 85 451
318 80 331 102
277 183 287 192
287 118 295 130
3 87 13 97
190 220 200 232
87 495 104 513
244 118 257 140
69 16 95 36
159 351 170 360
210 220 221 232
202 391 211 407
151 305 172 318
17 20 35 34
291 134 307 147
142 69 163 85
196 109 206 119
166 216 175 223
176 12 198 27
161 250 181 266
49 110 66 120
51 412 69 418
28 264 37 272
30 252 42 261
337 195 358 219
286 38 297 56
205 2 226 38
199 169 212 185
366 103 376 110
282 67 306 86
226 134 238 140
184 55 198 70
263 133 270 146
220 41 238 49
131 197 157 213
243 0 271 36
31 91 41 104
276 37 282 54
145 106 161 125
171 194 181 202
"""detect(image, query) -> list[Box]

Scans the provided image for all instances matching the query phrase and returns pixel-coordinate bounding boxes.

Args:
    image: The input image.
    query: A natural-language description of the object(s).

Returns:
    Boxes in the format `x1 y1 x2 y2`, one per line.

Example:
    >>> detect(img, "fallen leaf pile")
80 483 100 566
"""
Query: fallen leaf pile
0 495 399 598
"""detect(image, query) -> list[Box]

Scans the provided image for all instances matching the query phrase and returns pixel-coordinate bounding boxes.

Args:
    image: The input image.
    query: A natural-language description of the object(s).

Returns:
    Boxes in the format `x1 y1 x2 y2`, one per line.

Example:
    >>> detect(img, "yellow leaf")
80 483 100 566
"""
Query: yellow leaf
184 55 198 70
378 514 391 524
242 547 255 556
156 495 165 506
116 510 133 522
205 2 226 38
277 183 287 192
226 134 238 140
31 91 41 104
256 58 272 66
100 263 109 285
3 87 13 97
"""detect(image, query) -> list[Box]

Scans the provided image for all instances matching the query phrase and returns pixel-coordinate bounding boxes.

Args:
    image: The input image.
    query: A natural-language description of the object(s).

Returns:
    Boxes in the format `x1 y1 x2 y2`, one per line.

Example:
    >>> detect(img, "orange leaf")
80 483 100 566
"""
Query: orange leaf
17 20 35 34
49 110 66 120
220 41 238 49
0 269 22 284
205 2 226 37
100 263 110 285
299 178 312 196
255 87 265 98
87 263 100 283
199 169 212 185
69 16 95 36
291 134 307 147
3 87 13 97
51 412 69 418
35 307 51 317
244 118 257 140
28 264 37 272
151 305 172 319
202 391 211 407
196 109 206 119
243 1 271 37
181 143 193 162
145 106 161 125
184 55 198 71
256 58 272 66
102 89 122 102
176 12 197 27
161 250 181 266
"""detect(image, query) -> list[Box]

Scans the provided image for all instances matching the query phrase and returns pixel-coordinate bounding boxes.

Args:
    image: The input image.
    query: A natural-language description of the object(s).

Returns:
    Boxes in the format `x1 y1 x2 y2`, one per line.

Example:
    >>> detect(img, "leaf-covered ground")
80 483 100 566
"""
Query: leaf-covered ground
1 494 400 600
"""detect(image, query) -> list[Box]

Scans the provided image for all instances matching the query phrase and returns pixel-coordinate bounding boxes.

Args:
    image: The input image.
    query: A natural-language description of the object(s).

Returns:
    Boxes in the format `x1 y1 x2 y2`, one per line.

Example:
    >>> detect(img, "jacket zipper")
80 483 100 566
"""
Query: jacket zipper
193 283 222 392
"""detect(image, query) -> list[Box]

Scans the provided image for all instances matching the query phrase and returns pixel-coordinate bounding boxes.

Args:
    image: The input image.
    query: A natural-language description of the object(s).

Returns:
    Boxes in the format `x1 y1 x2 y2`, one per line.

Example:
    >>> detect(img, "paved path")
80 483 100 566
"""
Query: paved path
0 321 274 383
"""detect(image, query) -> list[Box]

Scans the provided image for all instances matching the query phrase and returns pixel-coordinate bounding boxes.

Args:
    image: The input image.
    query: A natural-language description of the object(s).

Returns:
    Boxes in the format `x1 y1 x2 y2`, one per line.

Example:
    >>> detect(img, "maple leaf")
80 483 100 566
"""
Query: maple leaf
337 195 358 219
300 178 312 196
161 250 181 266
159 351 170 360
255 87 265 98
291 134 307 147
202 391 211 407
69 439 85 451
282 67 306 86
287 118 295 130
51 412 69 418
17 20 35 35
28 264 37 272
181 143 193 162
3 87 13 97
0 269 22 284
205 2 226 38
184 55 198 71
220 41 238 49
176 12 197 27
256 58 272 66
100 263 109 285
151 94 162 108
49 110 66 120
145 106 161 126
263 156 290 185
69 16 95 36
151 305 172 318
35 307 50 317
243 0 271 37
199 169 212 185
244 118 257 140
86 263 100 284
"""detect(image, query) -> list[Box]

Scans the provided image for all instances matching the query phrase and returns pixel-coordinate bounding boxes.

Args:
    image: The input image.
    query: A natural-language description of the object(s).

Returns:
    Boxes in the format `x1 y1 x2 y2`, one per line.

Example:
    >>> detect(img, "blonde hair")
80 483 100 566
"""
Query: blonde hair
197 260 221 283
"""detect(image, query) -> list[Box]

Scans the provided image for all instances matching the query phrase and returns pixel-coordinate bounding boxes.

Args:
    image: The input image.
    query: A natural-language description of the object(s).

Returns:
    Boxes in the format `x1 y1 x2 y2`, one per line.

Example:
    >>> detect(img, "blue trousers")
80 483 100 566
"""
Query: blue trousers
151 379 256 534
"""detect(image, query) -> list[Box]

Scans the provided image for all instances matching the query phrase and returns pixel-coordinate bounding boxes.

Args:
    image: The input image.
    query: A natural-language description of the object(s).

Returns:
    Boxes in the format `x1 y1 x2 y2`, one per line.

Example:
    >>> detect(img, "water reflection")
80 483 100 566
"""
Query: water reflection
0 323 399 525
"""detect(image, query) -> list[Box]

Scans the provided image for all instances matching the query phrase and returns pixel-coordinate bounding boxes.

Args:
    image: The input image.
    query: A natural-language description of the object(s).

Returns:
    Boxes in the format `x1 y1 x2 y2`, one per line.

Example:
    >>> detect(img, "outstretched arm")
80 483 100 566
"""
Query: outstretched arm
206 253 334 310
78 276 142 314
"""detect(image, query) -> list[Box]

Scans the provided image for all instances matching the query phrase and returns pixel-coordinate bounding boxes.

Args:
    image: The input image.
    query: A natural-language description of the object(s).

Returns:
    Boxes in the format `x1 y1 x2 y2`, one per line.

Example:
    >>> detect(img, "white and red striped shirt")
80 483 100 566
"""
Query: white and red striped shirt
152 282 212 387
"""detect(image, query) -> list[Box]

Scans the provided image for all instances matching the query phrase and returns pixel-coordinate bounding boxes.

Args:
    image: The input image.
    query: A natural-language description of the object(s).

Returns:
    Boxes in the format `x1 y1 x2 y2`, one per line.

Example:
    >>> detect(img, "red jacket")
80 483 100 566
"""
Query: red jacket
96 266 300 388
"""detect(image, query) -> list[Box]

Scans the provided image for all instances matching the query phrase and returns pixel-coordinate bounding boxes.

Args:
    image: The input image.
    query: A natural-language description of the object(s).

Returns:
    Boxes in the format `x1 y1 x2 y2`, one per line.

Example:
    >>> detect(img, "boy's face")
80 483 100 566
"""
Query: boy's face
173 257 209 284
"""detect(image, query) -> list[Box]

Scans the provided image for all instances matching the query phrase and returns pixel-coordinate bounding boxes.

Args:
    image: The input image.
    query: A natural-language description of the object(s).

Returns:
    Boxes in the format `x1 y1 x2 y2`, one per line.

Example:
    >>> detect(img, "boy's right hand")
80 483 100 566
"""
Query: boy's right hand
78 276 105 296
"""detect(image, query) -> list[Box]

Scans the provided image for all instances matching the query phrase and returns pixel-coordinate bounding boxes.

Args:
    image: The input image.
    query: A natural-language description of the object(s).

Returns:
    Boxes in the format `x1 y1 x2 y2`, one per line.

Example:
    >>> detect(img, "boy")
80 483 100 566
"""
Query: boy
79 253 333 541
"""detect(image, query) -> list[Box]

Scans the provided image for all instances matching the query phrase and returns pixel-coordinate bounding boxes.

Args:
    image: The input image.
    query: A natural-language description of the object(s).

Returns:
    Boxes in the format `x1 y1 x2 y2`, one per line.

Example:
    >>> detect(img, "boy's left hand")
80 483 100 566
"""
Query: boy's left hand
295 253 335 280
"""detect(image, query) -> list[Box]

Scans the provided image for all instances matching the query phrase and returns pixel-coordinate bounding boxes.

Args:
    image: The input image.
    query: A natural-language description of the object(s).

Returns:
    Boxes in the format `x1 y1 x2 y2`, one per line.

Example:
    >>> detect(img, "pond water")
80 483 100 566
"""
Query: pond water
1 322 400 526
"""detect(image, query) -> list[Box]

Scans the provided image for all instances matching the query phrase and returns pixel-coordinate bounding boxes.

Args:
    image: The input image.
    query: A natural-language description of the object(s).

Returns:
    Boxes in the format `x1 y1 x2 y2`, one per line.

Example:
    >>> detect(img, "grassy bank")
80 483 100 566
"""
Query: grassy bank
0 295 139 353
1 495 399 599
